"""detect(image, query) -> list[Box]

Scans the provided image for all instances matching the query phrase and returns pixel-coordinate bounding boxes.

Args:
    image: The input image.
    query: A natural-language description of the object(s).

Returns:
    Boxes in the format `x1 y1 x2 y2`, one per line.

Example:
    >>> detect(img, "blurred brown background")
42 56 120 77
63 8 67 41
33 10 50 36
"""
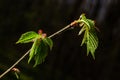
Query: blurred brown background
0 0 120 80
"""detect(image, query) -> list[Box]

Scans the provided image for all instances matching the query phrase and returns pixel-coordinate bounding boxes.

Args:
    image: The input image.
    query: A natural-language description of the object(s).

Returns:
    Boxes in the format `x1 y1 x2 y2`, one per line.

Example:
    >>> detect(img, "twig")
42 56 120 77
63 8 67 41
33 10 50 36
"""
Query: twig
0 22 73 78
48 24 72 38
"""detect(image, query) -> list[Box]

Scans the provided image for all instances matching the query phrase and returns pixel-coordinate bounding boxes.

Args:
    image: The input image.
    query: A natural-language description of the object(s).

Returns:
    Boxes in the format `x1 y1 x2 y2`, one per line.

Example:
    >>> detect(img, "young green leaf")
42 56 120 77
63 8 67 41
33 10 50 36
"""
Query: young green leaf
81 28 87 46
80 28 98 59
78 26 86 35
28 38 40 63
16 31 38 44
42 37 53 50
87 19 95 28
79 14 99 59
80 14 91 29
88 31 98 59
26 37 52 67
33 40 48 67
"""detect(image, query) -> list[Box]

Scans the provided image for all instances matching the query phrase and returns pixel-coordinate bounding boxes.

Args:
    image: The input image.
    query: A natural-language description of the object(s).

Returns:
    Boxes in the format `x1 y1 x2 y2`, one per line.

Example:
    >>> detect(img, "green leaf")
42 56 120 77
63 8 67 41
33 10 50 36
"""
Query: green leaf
89 32 98 59
80 14 91 29
78 25 86 35
87 19 95 28
42 37 53 50
33 40 48 67
27 38 49 67
16 31 38 44
27 36 52 67
81 30 98 59
81 28 87 46
79 14 99 59
28 38 40 63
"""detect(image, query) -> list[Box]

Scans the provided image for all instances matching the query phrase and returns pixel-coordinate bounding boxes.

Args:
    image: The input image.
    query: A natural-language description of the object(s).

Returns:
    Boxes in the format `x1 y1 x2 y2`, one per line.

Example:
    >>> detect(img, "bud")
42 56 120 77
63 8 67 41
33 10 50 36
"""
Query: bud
42 33 47 39
12 68 20 73
38 29 43 35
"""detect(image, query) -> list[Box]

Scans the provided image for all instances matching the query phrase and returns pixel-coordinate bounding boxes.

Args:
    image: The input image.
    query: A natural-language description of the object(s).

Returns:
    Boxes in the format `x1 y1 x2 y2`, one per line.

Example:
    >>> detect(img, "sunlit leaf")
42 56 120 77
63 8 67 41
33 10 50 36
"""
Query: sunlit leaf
28 39 40 63
84 31 98 59
78 26 86 35
80 14 91 29
33 40 48 67
16 31 38 44
81 28 87 46
79 14 99 59
42 37 53 50
87 19 95 28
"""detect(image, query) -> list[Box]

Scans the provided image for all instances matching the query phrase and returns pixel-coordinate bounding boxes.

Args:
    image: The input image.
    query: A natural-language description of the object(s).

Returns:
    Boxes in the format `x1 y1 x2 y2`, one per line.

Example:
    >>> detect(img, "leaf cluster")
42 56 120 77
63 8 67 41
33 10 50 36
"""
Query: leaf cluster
16 31 53 67
78 14 98 59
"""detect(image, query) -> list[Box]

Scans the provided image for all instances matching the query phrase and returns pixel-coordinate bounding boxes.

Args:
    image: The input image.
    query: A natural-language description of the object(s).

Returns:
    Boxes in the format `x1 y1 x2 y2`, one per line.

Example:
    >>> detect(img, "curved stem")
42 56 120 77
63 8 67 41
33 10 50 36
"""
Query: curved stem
0 23 72 79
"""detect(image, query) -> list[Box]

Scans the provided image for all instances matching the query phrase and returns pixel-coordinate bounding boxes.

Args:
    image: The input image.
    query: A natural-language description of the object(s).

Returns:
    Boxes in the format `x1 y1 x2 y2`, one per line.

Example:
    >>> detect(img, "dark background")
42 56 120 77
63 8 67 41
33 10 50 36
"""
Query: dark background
0 0 120 80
